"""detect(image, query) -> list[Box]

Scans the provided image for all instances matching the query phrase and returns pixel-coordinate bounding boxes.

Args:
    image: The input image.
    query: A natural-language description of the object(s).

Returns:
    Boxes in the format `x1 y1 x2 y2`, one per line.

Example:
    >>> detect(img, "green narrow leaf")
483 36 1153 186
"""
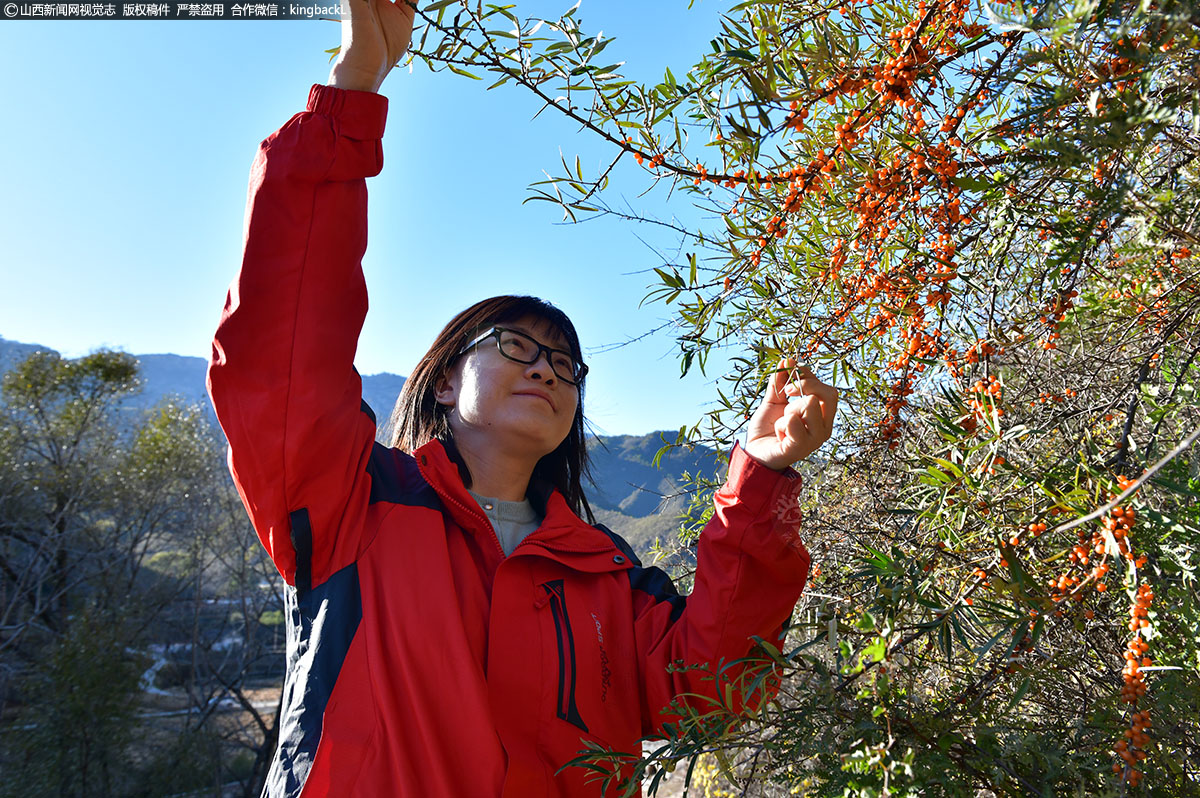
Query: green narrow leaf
447 64 483 80
1006 677 1031 712
973 621 1015 657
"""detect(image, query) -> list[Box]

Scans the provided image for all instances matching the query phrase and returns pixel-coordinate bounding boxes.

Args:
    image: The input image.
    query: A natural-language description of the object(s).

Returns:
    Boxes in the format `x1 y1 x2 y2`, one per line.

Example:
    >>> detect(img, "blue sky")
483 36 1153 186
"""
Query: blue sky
0 3 735 435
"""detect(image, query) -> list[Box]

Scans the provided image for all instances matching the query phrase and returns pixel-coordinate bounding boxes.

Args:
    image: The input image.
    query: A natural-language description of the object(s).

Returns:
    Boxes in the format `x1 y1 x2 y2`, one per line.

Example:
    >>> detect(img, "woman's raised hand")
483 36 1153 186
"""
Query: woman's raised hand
328 0 416 93
743 359 839 471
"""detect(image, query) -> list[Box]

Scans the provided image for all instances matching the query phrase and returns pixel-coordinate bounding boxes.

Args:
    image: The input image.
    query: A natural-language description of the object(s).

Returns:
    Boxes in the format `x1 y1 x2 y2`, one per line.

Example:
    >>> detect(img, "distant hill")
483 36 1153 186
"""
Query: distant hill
131 352 406 426
0 338 52 376
0 338 405 425
586 431 723 553
0 336 721 553
589 431 719 516
360 373 407 432
133 353 213 412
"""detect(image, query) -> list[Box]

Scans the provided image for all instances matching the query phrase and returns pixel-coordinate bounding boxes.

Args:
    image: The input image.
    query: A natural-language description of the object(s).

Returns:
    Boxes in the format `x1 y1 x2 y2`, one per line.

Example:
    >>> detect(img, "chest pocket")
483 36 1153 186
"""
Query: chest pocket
541 579 589 733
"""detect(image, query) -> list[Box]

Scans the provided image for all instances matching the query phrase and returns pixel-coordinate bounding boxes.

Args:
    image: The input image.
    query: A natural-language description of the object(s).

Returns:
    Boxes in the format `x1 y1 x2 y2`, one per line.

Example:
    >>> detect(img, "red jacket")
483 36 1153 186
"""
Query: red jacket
208 84 811 798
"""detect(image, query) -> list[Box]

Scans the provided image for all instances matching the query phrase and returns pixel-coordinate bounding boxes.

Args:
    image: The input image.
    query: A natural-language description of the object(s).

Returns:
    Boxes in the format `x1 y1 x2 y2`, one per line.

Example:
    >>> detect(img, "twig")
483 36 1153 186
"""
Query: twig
1053 423 1200 537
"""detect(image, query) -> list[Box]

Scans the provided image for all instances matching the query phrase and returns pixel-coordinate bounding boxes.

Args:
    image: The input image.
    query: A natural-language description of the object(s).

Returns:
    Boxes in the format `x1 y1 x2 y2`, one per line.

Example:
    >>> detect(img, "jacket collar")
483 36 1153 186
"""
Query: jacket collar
412 439 633 574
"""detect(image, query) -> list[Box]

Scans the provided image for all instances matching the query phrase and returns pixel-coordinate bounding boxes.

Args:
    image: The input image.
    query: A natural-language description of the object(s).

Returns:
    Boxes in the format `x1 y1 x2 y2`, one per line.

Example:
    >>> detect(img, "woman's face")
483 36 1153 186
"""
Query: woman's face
434 315 580 462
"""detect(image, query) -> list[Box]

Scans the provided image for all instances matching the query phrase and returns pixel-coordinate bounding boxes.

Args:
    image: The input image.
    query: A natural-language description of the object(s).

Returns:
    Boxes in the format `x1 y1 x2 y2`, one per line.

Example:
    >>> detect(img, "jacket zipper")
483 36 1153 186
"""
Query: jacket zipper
542 579 588 733
416 457 507 559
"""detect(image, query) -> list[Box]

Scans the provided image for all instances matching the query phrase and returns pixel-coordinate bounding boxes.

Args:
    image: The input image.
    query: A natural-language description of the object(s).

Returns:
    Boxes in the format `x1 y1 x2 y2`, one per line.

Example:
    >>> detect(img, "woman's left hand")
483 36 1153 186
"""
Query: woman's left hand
744 359 838 471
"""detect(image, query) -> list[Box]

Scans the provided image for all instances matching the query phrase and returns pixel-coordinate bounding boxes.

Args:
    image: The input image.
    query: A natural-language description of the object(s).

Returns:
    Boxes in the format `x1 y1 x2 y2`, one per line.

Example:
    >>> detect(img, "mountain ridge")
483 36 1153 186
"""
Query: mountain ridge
0 336 718 552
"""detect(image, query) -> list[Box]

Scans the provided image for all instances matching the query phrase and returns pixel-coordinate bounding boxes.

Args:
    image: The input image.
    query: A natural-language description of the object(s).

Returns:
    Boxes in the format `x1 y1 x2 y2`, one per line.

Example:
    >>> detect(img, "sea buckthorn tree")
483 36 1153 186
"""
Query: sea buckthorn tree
412 0 1200 793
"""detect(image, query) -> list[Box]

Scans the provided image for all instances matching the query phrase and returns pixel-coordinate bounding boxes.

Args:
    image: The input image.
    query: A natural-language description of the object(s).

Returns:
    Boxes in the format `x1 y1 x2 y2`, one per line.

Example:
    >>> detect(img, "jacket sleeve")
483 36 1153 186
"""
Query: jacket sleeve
629 443 810 735
206 84 387 591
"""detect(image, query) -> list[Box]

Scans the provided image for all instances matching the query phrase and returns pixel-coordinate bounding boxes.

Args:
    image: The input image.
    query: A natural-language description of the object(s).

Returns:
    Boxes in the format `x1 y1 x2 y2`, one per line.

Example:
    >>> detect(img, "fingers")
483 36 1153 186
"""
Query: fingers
767 358 792 404
798 393 835 442
784 371 837 424
748 358 792 433
777 377 836 447
775 395 816 443
744 359 839 469
750 357 837 429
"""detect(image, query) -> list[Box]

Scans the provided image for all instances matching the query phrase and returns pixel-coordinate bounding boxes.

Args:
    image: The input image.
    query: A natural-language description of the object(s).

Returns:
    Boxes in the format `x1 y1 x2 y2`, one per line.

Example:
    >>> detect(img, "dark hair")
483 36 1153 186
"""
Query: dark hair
389 295 594 523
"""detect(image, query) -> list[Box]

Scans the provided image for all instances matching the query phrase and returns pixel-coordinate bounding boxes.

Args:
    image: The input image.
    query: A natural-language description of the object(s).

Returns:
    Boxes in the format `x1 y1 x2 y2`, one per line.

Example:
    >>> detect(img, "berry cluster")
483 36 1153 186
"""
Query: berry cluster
1114 584 1154 787
966 375 1003 424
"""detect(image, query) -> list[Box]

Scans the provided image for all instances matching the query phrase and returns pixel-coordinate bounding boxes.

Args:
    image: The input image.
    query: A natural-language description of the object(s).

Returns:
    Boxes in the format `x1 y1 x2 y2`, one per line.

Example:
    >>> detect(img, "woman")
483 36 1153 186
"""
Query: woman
206 1 838 795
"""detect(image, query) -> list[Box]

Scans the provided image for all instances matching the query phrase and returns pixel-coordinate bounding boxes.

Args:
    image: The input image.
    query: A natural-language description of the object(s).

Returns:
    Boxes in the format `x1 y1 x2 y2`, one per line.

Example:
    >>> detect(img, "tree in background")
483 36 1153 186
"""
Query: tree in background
413 0 1199 793
0 351 140 653
0 351 281 797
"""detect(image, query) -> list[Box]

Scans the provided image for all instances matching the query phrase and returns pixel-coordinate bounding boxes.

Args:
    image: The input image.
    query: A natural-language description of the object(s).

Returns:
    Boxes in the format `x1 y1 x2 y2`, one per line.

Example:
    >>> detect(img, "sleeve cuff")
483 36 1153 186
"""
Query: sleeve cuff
306 84 389 141
721 443 808 557
723 442 802 515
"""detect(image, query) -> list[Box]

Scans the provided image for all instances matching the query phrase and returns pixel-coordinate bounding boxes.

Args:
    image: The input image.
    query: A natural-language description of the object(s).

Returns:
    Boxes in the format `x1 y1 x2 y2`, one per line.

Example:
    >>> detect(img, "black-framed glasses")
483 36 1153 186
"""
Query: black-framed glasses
459 326 589 385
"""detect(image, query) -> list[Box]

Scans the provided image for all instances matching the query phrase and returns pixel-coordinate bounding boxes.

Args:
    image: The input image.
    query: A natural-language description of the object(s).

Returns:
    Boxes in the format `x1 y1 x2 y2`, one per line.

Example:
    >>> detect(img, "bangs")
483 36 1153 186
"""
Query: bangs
484 299 583 365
